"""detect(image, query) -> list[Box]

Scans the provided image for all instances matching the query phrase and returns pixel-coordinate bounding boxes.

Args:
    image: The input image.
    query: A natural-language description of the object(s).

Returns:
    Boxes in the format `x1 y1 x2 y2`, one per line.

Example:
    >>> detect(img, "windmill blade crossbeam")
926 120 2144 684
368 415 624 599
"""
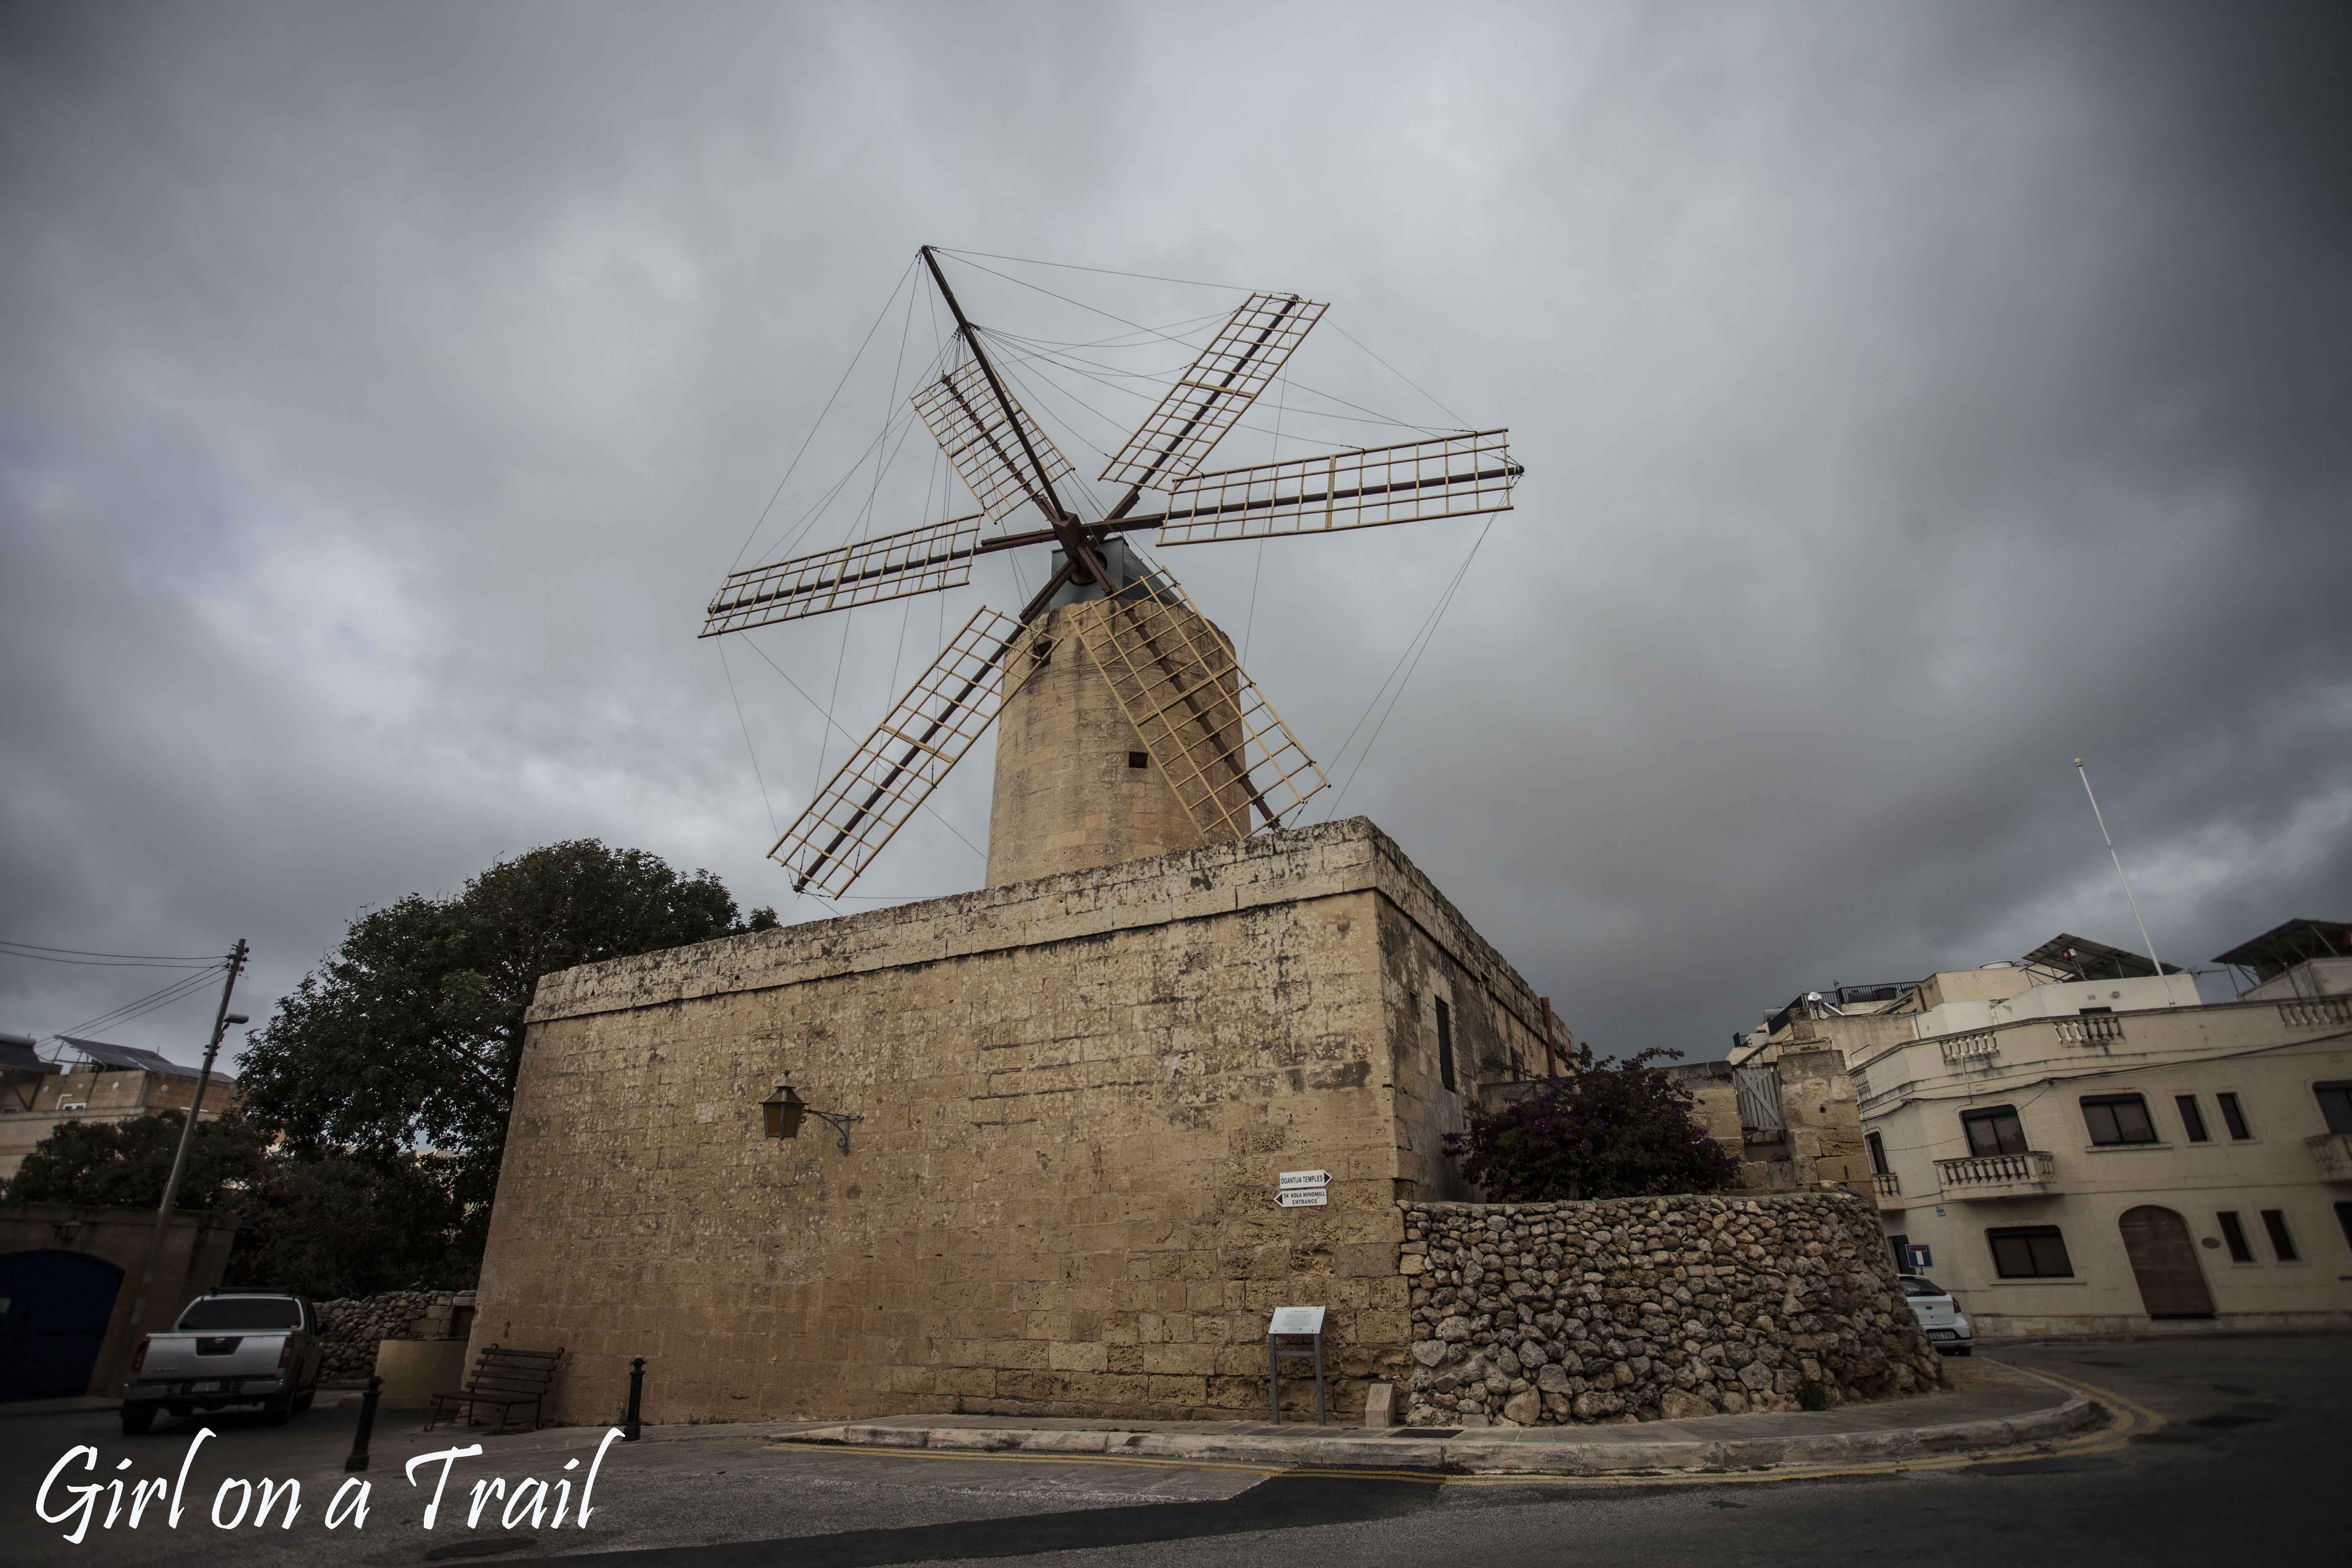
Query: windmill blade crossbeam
769 606 1020 898
1153 430 1517 545
1065 582 1327 843
702 514 983 636
1097 293 1329 490
911 358 1078 524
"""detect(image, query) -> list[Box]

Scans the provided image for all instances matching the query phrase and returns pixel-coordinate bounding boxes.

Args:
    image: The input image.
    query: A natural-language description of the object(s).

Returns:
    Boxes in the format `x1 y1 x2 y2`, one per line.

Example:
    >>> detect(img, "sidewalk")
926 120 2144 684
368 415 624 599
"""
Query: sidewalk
788 1358 2104 1477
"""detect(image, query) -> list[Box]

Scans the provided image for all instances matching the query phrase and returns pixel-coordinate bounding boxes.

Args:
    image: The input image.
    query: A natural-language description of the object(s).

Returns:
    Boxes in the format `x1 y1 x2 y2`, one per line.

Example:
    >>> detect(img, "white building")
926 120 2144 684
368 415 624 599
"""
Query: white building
1739 920 2352 1336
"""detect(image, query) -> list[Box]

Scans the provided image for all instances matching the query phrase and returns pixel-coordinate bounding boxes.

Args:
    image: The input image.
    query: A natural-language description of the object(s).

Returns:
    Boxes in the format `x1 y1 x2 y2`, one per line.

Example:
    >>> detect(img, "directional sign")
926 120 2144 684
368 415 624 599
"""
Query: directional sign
1276 1189 1328 1208
1278 1170 1331 1190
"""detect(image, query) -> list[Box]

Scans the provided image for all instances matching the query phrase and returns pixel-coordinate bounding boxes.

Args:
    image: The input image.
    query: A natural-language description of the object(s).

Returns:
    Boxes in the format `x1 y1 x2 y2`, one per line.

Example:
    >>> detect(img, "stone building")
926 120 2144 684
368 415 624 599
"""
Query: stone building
472 585 1888 1426
473 817 1565 1426
0 1034 243 1184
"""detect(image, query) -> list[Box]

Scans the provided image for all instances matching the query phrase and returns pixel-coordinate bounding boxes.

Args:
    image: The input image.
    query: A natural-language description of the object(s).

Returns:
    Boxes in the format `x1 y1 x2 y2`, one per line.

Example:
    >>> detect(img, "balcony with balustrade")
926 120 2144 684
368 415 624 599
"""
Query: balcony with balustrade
1872 1170 1902 1212
2279 995 2352 1030
1934 1149 2058 1200
2309 1132 2352 1181
1938 1030 2000 1068
2054 1013 2124 1049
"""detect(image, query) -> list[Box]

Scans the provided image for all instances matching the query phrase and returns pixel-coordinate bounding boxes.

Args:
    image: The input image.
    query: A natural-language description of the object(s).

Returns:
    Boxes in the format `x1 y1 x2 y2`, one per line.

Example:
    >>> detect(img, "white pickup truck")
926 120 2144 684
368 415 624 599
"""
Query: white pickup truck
122 1289 325 1433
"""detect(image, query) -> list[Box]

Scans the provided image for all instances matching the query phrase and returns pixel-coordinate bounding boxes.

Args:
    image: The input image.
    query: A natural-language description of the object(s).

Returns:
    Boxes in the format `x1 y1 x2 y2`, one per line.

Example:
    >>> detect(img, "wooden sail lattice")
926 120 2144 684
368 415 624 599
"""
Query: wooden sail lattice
1065 581 1327 842
1154 430 1517 545
702 513 983 637
704 249 1519 900
910 358 1077 524
1097 293 1330 490
768 606 1020 897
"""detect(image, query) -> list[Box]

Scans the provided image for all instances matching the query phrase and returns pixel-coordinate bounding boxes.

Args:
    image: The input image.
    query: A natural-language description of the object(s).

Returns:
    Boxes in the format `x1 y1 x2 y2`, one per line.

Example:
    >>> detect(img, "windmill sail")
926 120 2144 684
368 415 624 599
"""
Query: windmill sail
1151 430 1517 546
1097 293 1329 491
1063 578 1326 842
769 606 1020 897
702 514 983 637
910 358 1078 524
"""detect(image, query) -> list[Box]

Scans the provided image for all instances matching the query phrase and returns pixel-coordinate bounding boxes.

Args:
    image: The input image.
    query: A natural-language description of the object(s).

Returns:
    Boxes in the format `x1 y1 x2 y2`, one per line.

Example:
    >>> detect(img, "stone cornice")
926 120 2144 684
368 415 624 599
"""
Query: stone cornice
525 816 1551 1038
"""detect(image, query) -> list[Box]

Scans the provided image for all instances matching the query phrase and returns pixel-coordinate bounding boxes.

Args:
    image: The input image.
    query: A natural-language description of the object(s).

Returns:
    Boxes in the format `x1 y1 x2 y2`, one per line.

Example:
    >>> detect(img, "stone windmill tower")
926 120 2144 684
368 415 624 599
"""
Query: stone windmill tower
700 246 1522 897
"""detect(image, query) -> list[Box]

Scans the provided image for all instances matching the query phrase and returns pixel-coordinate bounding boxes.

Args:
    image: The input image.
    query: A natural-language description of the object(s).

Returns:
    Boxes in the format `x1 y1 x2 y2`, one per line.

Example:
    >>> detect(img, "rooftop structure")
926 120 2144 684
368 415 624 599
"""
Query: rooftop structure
0 1036 242 1183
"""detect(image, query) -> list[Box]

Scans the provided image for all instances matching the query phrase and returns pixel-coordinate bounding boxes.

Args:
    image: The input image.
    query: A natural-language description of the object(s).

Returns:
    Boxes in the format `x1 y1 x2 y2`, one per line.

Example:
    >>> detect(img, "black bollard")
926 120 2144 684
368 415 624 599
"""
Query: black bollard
623 1357 645 1441
343 1376 382 1473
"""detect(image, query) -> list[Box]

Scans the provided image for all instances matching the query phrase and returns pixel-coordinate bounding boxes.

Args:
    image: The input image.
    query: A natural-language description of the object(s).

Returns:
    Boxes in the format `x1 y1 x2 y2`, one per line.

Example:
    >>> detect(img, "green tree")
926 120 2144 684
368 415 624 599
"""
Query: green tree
236 840 774 1233
222 1151 474 1298
0 1109 269 1210
1 1111 474 1295
1443 1043 1741 1202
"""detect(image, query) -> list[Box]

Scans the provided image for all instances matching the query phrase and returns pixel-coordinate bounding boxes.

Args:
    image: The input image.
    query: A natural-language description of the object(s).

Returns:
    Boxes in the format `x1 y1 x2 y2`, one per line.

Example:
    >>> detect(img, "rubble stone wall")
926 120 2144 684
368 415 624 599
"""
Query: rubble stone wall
316 1289 477 1382
1400 1191 1941 1427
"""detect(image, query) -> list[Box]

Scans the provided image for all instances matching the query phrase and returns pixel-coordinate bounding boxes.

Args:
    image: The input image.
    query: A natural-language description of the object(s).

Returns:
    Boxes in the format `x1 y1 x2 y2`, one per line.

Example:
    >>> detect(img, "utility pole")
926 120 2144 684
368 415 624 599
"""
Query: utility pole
108 938 249 1394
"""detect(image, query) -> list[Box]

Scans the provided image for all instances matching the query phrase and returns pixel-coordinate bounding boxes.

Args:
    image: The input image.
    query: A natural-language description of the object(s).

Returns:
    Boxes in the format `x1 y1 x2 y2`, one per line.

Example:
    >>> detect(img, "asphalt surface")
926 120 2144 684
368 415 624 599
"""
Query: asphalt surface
9 1334 2344 1566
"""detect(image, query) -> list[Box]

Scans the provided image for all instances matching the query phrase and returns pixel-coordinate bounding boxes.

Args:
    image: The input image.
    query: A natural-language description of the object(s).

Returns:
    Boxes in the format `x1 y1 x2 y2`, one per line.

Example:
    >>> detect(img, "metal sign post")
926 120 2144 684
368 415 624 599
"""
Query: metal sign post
1266 1305 1327 1425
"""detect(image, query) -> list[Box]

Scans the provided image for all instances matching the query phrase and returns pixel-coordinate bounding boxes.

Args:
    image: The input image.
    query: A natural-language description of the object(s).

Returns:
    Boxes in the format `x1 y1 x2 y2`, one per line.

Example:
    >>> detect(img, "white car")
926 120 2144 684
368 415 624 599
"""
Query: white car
1899 1274 1973 1356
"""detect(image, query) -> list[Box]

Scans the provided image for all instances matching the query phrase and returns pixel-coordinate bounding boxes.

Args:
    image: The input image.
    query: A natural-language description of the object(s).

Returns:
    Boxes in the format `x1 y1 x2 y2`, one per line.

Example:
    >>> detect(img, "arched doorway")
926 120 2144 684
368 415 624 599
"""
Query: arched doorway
0 1248 126 1400
2118 1205 2214 1319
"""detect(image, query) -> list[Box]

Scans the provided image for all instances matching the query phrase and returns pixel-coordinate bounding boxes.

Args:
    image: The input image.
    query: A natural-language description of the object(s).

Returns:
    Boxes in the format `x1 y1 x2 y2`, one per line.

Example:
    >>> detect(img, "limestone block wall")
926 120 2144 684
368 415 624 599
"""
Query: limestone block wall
473 818 1560 1428
985 605 1240 887
1399 1192 1940 1427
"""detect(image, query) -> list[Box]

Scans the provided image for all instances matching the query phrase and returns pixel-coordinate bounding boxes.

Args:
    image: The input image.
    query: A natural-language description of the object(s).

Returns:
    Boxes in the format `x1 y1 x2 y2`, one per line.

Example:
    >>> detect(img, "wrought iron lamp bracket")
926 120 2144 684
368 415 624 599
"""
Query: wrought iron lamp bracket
761 1072 864 1154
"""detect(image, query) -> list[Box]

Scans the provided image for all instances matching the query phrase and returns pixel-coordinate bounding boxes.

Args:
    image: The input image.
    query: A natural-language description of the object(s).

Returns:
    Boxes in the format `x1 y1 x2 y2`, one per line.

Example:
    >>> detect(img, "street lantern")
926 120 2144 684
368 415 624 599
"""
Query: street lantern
759 1071 861 1153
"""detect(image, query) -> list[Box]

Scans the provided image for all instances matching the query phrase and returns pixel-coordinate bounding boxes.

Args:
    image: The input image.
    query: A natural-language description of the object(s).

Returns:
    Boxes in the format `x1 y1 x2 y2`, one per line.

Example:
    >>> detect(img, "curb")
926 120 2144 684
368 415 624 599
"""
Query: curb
789 1390 2102 1477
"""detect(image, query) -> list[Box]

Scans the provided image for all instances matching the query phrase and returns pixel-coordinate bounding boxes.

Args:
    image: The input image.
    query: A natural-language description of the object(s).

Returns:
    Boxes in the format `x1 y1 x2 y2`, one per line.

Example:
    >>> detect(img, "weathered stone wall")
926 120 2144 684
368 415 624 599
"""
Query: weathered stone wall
473 818 1558 1427
316 1289 478 1382
1664 1049 1873 1199
985 603 1244 888
1400 1192 1941 1427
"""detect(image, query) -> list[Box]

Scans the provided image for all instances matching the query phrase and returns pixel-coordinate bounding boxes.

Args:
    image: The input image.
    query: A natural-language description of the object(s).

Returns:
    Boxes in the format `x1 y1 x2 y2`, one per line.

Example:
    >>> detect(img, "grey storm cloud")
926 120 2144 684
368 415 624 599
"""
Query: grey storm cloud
2 0 2345 1068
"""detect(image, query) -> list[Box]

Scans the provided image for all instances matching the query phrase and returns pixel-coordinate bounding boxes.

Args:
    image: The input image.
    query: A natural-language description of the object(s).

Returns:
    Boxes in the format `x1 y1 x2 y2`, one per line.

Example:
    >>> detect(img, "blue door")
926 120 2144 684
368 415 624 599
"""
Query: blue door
0 1248 125 1400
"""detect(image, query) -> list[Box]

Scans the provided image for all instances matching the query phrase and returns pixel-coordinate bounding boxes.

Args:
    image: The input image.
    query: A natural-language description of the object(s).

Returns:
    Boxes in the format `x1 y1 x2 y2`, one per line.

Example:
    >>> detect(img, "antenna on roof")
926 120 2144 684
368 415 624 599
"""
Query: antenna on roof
2074 759 2178 1006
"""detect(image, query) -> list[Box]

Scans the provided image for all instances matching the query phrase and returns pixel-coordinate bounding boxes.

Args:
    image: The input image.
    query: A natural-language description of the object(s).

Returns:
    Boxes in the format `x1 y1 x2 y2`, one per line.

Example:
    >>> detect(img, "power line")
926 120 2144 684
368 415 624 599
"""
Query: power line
0 939 222 965
35 965 234 1057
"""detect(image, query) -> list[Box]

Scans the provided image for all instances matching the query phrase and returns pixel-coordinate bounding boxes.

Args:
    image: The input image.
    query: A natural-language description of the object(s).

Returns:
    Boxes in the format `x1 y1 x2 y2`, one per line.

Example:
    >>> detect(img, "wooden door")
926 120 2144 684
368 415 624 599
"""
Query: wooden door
2118 1206 2214 1318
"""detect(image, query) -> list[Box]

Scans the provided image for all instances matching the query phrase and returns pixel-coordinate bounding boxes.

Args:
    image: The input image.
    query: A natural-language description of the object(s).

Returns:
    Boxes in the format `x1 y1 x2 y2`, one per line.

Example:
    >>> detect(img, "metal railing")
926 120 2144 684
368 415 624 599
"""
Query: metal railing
1934 1150 2056 1195
2280 996 2352 1029
2054 1014 2124 1048
2308 1132 2352 1179
1939 1031 1999 1065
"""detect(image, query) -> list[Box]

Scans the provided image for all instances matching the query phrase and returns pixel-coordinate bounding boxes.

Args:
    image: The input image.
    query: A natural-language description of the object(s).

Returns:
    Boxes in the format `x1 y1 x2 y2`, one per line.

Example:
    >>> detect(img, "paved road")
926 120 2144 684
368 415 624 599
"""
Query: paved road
10 1334 2343 1566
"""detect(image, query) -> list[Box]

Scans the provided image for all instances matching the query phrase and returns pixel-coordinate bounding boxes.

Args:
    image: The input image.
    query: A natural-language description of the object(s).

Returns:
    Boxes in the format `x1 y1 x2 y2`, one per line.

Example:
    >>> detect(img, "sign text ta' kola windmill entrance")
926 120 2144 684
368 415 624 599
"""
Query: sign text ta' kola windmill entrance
701 247 1522 898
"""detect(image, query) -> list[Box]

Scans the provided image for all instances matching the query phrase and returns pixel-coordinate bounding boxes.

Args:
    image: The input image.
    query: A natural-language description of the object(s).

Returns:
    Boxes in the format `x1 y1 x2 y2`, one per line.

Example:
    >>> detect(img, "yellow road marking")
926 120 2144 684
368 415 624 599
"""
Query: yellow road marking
763 1373 2164 1490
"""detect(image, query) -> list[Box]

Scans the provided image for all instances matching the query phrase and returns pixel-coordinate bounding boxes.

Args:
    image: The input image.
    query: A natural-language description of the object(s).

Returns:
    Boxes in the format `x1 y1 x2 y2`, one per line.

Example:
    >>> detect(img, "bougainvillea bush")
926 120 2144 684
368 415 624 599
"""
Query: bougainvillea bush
1443 1042 1741 1201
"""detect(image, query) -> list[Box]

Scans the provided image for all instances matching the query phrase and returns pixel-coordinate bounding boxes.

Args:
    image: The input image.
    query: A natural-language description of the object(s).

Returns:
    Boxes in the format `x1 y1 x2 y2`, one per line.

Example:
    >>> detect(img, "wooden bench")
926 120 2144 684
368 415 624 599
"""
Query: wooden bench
426 1345 565 1433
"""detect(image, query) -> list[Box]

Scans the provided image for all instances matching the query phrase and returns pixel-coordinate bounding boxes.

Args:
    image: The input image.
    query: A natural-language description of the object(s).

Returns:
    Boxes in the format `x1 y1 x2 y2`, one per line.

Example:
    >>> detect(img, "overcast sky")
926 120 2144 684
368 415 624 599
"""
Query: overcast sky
4 1 2346 1073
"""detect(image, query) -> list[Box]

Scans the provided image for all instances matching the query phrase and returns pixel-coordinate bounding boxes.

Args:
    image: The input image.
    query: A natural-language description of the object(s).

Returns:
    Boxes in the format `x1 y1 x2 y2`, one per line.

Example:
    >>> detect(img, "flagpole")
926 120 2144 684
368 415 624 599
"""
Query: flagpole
2075 760 2177 1006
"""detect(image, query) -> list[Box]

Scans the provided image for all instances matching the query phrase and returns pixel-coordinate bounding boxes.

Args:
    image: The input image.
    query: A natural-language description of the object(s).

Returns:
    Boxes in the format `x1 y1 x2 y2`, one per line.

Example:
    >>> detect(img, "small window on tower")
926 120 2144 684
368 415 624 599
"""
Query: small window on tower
1128 751 1149 769
1437 999 1457 1093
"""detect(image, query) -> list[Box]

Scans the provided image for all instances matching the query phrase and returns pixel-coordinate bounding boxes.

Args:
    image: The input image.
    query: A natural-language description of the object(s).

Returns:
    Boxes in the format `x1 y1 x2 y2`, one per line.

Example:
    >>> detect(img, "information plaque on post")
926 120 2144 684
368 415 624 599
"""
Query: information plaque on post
1266 1305 1328 1425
